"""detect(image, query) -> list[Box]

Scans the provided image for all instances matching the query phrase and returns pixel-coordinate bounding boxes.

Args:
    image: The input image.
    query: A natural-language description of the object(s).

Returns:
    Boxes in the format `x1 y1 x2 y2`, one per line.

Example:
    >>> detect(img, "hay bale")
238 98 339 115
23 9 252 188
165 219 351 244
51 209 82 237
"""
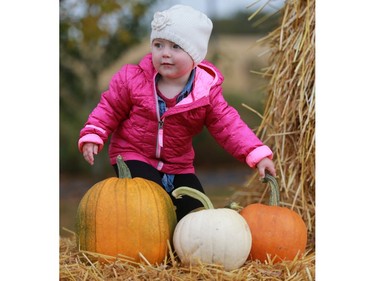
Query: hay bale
235 0 315 247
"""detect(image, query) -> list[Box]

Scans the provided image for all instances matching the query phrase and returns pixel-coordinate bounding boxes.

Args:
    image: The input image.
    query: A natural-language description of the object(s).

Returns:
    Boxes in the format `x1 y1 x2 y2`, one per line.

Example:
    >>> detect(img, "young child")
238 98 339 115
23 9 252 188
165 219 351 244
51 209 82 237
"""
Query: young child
78 5 276 221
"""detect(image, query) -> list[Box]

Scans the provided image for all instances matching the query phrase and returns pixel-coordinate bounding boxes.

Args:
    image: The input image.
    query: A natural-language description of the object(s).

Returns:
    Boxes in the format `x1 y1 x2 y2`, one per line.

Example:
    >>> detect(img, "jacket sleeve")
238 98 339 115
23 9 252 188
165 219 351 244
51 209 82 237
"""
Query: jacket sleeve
205 84 272 167
78 66 132 152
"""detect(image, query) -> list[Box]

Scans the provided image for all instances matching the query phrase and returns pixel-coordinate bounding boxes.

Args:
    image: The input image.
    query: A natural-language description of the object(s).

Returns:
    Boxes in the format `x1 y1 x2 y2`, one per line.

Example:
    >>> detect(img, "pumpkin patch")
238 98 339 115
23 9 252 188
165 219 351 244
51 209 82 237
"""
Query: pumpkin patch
76 155 177 264
172 187 251 271
239 174 307 263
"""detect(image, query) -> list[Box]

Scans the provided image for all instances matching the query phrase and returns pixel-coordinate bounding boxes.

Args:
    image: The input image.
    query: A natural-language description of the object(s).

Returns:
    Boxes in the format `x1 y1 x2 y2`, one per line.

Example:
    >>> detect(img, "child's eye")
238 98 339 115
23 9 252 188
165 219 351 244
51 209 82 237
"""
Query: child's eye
153 42 162 48
173 44 182 49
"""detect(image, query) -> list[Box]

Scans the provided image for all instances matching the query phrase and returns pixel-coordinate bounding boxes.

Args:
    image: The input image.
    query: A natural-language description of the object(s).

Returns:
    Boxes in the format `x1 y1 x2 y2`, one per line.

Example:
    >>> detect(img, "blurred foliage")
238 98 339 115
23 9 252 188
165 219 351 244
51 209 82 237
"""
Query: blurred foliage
60 0 281 177
212 10 281 35
193 92 265 168
60 0 157 176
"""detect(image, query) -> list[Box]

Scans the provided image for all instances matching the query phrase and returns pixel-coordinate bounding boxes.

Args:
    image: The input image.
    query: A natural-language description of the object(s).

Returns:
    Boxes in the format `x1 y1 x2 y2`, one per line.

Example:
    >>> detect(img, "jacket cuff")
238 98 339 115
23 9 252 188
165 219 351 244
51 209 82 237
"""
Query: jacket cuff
78 134 104 152
246 145 273 168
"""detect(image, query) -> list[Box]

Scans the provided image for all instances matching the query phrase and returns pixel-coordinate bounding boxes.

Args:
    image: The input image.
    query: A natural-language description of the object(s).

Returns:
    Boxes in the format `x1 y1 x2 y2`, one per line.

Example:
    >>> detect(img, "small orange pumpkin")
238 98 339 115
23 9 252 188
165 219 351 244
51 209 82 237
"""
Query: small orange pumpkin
239 174 307 263
76 155 177 264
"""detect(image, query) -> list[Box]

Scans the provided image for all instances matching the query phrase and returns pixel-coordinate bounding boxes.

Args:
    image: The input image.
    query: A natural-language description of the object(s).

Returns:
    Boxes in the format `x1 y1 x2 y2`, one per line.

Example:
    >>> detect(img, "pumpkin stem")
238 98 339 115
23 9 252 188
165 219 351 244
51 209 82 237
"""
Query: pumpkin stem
172 186 214 209
225 202 243 212
116 155 132 179
261 173 280 206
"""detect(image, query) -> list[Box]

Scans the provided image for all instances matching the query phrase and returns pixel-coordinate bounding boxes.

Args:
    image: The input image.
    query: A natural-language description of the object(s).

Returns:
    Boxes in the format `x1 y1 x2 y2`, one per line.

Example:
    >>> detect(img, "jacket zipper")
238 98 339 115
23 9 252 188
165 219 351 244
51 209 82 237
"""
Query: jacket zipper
156 119 164 159
154 73 164 160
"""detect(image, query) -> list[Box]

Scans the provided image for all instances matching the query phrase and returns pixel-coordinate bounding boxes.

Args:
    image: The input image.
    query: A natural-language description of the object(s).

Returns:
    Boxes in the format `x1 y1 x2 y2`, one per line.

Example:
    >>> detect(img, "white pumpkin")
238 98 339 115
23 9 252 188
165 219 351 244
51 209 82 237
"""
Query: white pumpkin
172 187 252 271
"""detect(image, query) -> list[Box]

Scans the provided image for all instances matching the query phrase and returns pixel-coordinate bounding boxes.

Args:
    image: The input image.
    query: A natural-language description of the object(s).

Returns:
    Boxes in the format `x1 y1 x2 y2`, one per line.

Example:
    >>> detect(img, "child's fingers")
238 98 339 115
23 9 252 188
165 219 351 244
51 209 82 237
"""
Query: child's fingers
267 166 276 177
83 152 94 165
83 144 95 165
93 144 98 155
258 167 266 178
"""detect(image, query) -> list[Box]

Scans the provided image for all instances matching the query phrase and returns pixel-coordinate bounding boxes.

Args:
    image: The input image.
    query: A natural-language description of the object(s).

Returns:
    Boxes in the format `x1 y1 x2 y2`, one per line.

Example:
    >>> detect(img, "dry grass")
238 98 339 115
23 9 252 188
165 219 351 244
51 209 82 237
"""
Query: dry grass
60 232 315 281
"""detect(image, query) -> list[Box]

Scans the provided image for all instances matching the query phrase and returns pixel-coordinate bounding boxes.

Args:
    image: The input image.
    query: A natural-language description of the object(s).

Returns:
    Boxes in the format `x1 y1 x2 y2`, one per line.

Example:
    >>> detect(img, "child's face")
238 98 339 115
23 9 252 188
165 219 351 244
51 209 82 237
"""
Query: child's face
151 38 194 80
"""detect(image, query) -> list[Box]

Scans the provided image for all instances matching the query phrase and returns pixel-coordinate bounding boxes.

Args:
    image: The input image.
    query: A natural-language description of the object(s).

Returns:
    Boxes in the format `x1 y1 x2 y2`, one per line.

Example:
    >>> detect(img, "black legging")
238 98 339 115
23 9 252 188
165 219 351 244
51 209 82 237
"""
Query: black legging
113 160 205 221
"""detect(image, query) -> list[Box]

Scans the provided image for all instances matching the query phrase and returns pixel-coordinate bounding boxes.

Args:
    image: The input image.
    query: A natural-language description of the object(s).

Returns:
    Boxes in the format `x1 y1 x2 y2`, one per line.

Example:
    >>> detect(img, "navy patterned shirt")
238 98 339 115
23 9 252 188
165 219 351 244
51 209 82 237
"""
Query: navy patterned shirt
156 68 196 117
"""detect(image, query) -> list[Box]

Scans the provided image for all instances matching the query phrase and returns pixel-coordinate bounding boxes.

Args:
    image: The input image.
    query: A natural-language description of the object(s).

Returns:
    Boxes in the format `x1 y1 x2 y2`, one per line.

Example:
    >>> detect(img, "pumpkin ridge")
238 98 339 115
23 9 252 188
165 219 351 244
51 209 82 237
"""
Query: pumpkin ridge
109 178 121 254
222 211 229 267
114 179 119 255
91 183 99 252
149 182 163 261
76 186 87 250
188 214 199 259
135 179 142 260
88 181 104 252
80 179 106 252
208 214 213 263
119 179 130 255
81 183 95 251
143 182 154 259
89 183 101 251
165 190 177 237
95 179 113 254
76 187 87 250
123 178 129 256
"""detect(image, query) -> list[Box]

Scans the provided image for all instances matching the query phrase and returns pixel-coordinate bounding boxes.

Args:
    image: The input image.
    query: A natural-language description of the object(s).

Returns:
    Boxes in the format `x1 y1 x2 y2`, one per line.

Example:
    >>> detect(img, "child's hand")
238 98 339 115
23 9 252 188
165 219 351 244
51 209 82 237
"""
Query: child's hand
82 143 99 165
256 157 276 178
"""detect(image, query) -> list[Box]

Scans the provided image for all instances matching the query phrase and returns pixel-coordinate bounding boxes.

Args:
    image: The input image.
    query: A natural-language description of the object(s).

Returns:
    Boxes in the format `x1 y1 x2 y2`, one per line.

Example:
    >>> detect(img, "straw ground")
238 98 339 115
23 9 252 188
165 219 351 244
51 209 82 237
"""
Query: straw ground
60 230 315 280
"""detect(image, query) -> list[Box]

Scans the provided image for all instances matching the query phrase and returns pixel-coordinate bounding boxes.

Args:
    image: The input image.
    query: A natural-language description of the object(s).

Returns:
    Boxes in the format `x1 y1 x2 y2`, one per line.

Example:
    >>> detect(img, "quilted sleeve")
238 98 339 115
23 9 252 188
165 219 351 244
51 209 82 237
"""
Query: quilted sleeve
78 66 132 151
205 85 272 165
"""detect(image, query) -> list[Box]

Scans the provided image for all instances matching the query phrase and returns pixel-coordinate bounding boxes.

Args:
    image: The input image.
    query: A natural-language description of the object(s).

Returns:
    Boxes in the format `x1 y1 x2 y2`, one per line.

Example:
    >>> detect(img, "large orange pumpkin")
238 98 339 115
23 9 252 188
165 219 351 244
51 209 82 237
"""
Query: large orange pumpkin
239 174 307 263
76 155 177 264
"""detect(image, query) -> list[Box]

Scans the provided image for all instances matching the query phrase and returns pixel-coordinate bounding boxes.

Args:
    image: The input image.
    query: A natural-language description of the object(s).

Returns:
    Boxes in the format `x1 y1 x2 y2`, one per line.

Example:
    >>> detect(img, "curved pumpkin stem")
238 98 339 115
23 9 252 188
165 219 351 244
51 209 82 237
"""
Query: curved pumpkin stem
116 155 132 179
224 202 243 211
172 186 214 209
261 173 280 206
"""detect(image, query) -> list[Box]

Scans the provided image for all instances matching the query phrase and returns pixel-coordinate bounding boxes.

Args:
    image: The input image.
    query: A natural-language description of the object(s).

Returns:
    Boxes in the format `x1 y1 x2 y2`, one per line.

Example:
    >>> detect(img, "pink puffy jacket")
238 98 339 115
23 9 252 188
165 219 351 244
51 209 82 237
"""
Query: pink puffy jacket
78 53 272 174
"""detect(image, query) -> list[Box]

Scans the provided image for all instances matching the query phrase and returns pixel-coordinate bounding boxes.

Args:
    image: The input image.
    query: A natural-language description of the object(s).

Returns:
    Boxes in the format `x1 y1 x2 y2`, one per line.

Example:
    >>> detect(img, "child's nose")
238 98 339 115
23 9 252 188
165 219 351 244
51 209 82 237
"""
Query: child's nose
162 47 171 57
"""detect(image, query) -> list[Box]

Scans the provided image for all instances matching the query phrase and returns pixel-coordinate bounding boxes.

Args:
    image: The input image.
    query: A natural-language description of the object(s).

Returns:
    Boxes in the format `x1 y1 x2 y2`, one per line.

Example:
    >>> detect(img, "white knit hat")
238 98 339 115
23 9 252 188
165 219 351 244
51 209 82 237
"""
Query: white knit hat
150 5 213 65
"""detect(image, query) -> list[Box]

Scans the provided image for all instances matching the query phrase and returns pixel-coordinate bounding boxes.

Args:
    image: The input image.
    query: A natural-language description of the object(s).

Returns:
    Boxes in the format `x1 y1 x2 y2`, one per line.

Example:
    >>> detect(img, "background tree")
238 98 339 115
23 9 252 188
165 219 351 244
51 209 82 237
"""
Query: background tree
212 10 280 35
60 0 156 176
